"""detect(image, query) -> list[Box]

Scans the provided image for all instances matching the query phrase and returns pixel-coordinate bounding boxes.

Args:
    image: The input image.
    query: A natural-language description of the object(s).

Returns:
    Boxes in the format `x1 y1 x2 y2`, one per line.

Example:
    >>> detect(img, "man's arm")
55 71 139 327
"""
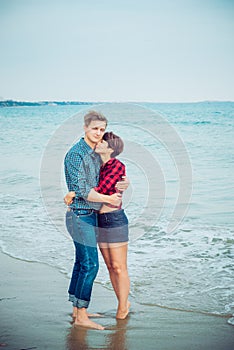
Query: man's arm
64 152 125 207
64 189 122 207
64 152 85 195
65 152 95 198
64 153 122 206
115 176 130 192
87 188 122 206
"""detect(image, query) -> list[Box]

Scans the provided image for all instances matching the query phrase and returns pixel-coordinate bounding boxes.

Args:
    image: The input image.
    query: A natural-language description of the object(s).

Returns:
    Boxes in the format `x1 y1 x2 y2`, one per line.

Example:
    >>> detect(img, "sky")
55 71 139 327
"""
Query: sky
0 0 233 102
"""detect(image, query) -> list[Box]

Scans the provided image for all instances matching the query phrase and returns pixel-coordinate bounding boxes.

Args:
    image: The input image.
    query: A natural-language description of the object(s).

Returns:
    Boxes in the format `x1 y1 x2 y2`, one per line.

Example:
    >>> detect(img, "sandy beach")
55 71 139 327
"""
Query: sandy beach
0 250 233 350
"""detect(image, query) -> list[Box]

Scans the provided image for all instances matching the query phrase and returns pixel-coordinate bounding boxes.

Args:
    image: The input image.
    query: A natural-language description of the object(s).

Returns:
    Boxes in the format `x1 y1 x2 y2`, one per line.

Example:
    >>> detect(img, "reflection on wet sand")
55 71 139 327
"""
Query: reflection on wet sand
66 317 129 350
105 318 129 350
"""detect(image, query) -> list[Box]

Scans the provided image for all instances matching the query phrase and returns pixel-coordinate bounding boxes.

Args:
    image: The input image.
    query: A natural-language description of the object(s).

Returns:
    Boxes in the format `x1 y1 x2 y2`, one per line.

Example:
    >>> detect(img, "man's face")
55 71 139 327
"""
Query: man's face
84 120 106 147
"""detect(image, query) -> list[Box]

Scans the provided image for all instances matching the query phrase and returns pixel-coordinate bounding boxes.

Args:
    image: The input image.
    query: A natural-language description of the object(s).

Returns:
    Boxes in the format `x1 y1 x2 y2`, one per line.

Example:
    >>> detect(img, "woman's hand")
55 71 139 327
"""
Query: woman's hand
64 191 76 206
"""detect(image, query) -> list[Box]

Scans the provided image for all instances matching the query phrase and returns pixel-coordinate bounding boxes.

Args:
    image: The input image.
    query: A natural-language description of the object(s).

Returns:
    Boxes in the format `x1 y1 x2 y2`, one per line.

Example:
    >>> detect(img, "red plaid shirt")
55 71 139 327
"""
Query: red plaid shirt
94 158 126 198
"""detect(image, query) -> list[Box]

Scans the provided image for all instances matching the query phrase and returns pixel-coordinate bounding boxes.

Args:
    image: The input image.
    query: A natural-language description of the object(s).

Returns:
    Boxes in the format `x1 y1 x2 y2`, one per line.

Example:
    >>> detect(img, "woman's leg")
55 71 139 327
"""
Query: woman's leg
99 243 130 319
99 245 119 299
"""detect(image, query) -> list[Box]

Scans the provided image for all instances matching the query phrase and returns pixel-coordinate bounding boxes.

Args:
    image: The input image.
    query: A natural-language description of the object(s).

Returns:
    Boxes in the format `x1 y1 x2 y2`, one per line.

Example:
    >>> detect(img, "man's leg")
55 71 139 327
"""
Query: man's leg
72 213 104 330
73 241 99 308
66 210 80 309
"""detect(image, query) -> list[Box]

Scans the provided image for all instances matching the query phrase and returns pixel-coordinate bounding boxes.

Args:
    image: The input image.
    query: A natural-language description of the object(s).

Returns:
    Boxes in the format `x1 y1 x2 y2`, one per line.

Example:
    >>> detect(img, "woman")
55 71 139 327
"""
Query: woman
66 132 130 319
94 132 130 320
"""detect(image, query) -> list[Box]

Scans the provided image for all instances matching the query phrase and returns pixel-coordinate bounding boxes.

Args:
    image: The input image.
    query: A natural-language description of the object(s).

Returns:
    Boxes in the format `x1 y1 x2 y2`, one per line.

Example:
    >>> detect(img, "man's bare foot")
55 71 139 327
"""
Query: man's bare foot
73 307 104 330
72 308 102 318
72 307 77 318
74 318 104 330
116 301 131 319
87 313 103 318
72 307 102 319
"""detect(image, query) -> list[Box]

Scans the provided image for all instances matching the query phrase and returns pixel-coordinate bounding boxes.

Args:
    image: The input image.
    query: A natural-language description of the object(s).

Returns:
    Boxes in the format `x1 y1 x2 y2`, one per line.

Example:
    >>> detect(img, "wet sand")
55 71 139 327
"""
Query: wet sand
0 251 233 350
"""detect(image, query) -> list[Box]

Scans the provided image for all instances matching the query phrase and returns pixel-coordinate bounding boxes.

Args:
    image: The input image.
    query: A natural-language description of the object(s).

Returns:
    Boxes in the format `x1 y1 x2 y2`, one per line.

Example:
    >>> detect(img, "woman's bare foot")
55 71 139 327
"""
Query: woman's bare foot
116 301 131 319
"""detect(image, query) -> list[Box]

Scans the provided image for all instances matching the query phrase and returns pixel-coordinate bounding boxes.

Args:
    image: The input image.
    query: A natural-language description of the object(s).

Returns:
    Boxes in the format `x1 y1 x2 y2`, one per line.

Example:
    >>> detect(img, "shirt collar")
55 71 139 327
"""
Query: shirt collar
80 137 93 153
101 158 116 167
80 138 101 162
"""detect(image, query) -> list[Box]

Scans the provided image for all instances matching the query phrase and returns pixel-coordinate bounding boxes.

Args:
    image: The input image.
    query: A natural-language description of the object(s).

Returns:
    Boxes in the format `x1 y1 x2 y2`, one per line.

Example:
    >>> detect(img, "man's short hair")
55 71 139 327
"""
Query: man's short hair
103 132 124 158
84 110 108 127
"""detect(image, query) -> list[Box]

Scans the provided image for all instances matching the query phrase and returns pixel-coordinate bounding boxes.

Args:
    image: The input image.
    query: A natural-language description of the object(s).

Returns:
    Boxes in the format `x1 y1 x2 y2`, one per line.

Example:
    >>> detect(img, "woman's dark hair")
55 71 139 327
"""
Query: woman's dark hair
103 132 124 158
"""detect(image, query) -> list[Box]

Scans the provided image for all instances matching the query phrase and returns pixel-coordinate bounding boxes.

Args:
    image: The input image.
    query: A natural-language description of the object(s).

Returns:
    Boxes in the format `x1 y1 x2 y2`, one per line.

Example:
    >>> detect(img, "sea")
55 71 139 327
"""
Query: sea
0 101 233 325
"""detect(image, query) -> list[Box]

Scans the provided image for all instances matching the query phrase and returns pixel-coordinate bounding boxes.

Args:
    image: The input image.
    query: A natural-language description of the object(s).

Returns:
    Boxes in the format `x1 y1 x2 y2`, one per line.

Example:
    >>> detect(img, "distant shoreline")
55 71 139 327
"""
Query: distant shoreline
0 100 233 107
0 100 94 107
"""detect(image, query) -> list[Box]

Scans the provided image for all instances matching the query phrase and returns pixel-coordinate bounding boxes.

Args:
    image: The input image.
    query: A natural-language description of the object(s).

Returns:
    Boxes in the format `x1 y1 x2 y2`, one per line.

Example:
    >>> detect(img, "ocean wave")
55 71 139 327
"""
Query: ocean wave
0 172 36 185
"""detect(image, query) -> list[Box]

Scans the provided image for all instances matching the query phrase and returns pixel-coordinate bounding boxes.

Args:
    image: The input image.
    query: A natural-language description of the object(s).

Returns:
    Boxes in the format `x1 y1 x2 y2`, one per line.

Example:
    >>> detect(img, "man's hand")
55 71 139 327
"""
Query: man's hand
108 193 122 207
64 191 76 206
115 176 130 193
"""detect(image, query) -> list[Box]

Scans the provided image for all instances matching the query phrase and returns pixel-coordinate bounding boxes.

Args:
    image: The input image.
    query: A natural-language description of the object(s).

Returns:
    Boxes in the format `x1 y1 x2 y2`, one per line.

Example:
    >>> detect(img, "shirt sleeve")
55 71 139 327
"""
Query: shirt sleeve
64 151 93 199
94 161 126 195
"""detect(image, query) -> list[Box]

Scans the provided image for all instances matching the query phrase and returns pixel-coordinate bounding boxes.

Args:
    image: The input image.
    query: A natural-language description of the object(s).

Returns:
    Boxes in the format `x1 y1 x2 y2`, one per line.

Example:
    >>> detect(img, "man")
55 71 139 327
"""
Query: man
64 110 124 330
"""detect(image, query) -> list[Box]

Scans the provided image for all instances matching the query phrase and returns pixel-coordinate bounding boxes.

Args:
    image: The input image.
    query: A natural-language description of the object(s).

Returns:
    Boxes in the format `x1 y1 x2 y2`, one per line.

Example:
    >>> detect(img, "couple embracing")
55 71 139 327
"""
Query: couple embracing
64 111 130 330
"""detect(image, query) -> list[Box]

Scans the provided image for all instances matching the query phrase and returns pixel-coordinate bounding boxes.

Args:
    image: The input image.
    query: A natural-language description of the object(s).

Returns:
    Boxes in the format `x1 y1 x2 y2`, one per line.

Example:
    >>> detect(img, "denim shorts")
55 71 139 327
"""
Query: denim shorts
97 209 129 243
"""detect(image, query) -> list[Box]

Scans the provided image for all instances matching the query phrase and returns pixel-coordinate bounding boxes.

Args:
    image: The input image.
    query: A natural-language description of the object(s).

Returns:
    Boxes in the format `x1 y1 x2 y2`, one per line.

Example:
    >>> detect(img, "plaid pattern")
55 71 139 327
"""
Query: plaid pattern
64 138 102 210
94 158 126 195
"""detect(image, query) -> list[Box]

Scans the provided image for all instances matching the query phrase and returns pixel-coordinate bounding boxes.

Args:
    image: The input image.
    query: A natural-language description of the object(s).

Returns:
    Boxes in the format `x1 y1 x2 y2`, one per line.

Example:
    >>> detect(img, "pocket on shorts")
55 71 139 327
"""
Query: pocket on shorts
111 211 128 227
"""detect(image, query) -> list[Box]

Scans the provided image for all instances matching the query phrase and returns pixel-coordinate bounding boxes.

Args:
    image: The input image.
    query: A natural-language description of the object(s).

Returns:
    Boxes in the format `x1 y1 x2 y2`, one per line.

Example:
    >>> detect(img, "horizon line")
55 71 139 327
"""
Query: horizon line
1 99 234 104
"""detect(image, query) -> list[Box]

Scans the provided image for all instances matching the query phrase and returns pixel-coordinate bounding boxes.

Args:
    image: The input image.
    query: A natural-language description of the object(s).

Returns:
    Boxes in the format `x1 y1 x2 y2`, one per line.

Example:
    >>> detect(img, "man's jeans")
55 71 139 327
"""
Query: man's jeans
66 209 99 309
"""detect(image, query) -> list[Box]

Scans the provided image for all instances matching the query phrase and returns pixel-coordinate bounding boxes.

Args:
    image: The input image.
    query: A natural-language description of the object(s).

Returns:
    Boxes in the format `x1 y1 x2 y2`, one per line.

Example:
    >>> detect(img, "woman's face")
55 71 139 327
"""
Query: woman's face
95 140 113 155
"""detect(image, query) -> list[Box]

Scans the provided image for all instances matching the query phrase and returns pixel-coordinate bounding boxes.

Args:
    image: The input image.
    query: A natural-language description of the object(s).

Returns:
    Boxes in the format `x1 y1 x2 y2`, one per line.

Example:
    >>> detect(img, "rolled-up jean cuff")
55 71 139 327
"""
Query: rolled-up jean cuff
72 296 89 309
69 294 75 303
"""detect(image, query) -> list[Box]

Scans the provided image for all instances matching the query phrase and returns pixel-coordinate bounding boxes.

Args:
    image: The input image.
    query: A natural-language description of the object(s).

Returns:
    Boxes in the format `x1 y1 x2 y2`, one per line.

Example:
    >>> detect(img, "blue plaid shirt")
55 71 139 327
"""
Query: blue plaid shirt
64 138 102 210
